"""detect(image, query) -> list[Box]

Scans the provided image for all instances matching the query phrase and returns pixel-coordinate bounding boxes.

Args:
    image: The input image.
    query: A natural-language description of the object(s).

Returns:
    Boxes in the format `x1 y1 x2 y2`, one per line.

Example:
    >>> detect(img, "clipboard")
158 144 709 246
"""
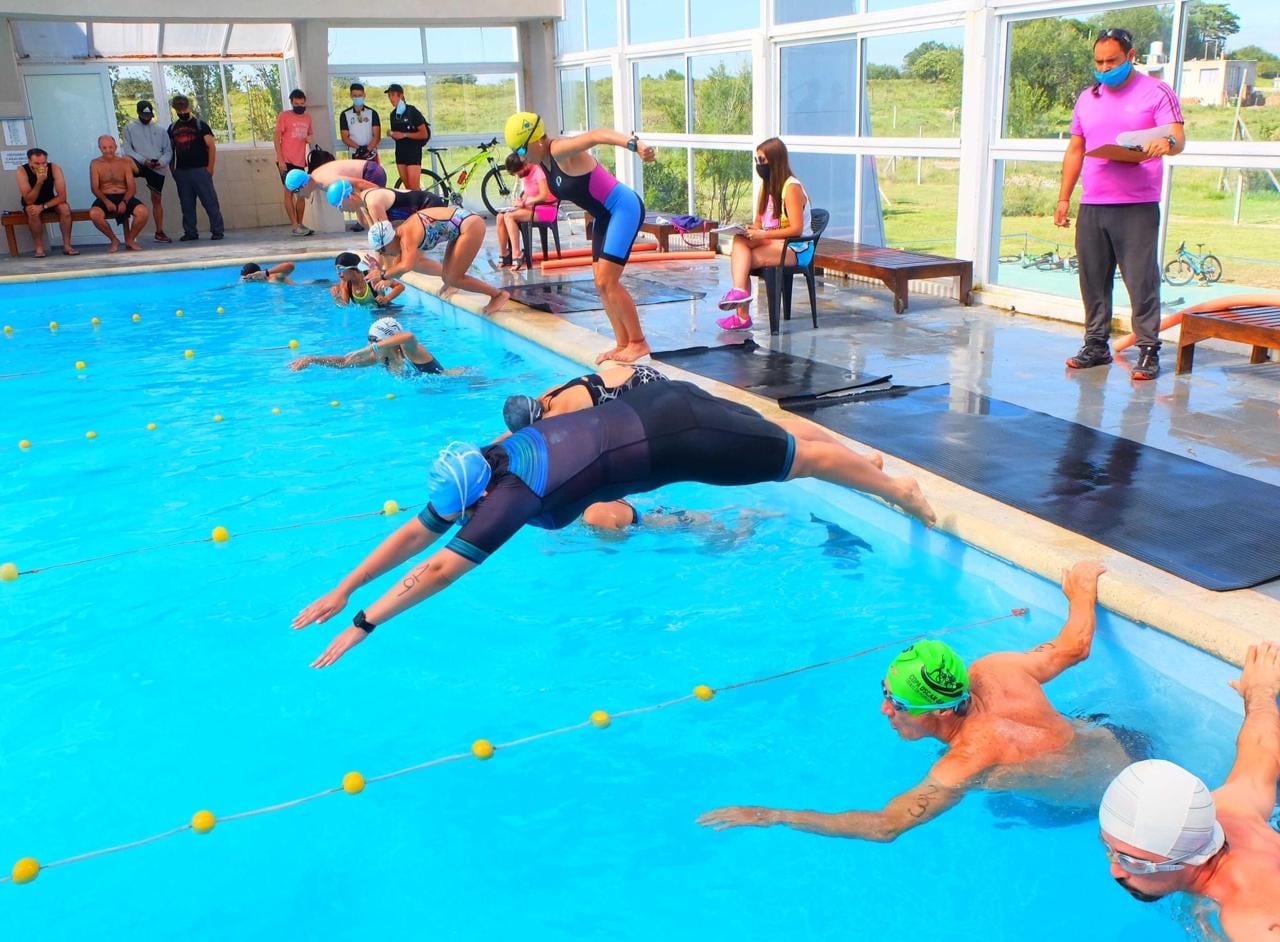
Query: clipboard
1085 144 1152 162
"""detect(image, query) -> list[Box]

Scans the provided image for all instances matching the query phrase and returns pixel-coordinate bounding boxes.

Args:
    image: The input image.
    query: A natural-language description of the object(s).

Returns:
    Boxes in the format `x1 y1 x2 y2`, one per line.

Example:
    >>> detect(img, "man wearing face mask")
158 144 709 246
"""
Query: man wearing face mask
122 100 172 242
384 83 429 191
339 83 381 161
1055 27 1185 382
276 89 315 237
167 95 225 242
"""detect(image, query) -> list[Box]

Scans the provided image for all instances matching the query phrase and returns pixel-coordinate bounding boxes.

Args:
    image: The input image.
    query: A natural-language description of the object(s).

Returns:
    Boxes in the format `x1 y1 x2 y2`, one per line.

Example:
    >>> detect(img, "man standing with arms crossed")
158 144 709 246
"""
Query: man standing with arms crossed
1056 27 1184 381
276 88 314 237
122 100 172 243
167 95 225 242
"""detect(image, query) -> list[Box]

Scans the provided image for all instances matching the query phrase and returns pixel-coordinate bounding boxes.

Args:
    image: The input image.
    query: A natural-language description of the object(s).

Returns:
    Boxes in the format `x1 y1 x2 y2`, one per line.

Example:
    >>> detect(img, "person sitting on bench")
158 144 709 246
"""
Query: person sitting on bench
15 147 78 258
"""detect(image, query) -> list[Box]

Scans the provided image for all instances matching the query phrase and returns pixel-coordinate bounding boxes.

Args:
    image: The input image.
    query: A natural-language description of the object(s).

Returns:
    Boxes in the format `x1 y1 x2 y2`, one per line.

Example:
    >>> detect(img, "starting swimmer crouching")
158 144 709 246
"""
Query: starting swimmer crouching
291 380 934 669
700 563 1146 840
366 211 509 315
290 316 462 377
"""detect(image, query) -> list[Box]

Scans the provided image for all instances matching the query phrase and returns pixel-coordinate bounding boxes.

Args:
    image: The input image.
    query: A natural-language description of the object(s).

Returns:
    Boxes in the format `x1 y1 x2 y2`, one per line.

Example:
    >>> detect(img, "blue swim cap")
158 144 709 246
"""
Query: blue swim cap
284 168 311 192
327 179 353 207
429 442 492 516
502 395 544 432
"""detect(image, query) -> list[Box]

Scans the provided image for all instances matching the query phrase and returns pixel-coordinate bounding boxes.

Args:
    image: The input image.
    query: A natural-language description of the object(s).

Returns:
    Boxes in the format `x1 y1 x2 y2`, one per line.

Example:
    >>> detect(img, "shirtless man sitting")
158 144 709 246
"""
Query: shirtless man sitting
699 561 1136 840
89 135 149 252
1098 643 1280 940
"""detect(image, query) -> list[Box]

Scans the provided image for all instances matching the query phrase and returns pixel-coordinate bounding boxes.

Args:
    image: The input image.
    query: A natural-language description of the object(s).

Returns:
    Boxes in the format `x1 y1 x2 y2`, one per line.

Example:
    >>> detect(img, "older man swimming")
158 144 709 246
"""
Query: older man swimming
1098 643 1280 939
700 562 1140 840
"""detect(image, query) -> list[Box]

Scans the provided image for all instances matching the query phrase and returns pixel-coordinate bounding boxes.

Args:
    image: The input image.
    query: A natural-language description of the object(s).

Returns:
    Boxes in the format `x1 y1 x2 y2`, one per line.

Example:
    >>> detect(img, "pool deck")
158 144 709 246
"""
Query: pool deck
4 223 1278 666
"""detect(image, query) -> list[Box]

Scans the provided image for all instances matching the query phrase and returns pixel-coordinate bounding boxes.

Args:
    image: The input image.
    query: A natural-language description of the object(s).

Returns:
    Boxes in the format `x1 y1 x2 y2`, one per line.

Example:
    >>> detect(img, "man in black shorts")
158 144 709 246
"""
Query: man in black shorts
89 135 150 252
385 83 429 190
122 101 171 242
293 381 936 668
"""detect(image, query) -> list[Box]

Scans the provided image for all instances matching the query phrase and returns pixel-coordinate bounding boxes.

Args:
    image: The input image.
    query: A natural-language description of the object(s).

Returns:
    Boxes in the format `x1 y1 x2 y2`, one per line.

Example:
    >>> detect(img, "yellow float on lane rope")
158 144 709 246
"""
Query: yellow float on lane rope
191 810 215 834
342 772 365 795
693 685 715 701
11 857 39 884
211 526 230 543
0 562 19 582
471 739 495 760
383 500 400 515
590 710 611 729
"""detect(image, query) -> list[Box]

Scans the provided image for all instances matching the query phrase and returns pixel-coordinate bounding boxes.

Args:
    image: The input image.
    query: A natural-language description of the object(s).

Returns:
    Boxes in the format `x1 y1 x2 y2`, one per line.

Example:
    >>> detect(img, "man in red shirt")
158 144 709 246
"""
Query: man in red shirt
275 88 314 237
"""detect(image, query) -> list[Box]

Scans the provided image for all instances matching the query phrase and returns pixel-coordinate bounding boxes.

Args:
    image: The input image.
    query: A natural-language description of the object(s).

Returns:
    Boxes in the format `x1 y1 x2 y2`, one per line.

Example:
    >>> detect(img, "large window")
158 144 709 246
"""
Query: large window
329 28 424 66
163 64 231 143
781 40 856 136
876 156 961 255
630 0 758 44
788 152 858 239
641 147 691 213
864 29 964 137
428 74 518 137
559 67 588 132
224 64 283 145
635 52 753 135
993 159 1079 297
1178 0 1280 143
109 66 157 137
559 0 619 53
693 148 753 222
1004 7 1174 139
775 0 852 25
1164 165 1280 290
635 57 687 133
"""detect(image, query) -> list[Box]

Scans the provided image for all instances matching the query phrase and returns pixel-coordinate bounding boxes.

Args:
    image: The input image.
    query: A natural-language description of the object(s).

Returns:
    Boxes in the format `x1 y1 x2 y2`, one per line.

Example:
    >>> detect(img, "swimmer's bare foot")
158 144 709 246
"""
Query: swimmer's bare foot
125 240 142 251
595 346 621 365
107 241 120 254
483 290 510 315
866 450 884 470
611 341 652 364
893 477 936 527
63 246 80 256
439 286 459 301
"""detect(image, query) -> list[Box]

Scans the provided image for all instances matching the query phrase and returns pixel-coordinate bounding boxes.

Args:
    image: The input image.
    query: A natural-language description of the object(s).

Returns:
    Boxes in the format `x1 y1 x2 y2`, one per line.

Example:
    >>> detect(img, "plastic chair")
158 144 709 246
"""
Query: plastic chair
520 213 563 269
750 208 830 335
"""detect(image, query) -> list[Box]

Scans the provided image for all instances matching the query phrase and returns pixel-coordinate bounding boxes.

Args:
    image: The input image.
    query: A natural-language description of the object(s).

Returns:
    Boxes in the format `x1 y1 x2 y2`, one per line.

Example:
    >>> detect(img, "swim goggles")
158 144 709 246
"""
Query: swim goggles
880 680 969 713
1101 837 1216 875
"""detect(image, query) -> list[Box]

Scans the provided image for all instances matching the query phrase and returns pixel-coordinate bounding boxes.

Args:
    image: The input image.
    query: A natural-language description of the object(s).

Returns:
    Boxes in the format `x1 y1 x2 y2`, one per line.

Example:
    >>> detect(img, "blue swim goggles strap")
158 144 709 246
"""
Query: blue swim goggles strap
516 116 541 157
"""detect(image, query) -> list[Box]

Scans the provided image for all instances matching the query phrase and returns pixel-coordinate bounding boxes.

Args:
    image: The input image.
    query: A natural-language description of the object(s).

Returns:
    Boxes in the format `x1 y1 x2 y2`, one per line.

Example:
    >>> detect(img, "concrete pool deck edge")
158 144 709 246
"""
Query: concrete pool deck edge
400 269 1280 669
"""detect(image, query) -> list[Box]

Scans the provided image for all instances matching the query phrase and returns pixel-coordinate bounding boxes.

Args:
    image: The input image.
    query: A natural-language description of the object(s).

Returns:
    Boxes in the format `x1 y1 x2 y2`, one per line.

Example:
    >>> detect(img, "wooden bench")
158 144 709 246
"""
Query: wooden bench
638 213 719 253
1175 304 1280 374
3 208 92 257
814 239 973 314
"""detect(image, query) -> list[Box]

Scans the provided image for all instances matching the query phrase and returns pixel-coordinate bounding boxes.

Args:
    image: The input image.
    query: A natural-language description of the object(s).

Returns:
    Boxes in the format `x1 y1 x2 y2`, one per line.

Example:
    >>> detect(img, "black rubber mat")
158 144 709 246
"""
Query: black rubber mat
655 339 892 402
786 384 1280 591
507 277 705 314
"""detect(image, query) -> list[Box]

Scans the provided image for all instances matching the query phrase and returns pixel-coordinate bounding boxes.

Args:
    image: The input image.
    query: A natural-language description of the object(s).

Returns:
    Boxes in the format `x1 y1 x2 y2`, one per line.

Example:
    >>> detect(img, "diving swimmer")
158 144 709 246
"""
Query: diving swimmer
292 379 935 668
290 315 461 376
502 363 670 431
699 563 1140 840
1098 643 1280 939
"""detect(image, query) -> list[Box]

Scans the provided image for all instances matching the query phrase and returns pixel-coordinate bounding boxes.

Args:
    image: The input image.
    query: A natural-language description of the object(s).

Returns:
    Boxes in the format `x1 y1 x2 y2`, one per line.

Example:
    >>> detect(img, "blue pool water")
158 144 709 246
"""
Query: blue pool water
0 263 1243 939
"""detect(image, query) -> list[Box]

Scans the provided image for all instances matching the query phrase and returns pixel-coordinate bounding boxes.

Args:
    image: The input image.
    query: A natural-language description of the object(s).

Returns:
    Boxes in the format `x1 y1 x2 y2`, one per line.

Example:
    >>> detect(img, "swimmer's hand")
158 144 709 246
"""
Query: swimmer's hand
1229 641 1280 702
289 357 313 371
698 806 777 830
311 625 367 669
291 588 350 628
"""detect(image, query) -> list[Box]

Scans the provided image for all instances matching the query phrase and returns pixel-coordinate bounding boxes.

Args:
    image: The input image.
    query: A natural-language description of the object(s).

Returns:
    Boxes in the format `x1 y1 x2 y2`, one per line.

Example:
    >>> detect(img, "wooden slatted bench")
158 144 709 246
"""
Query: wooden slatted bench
3 208 92 257
1175 304 1280 374
814 239 974 314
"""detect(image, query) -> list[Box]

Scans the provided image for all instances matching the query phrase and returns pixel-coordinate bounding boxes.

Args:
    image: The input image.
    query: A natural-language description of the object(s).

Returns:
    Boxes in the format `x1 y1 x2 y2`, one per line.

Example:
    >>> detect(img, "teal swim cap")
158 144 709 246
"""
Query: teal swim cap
284 168 311 192
884 640 970 715
429 442 491 516
327 179 353 207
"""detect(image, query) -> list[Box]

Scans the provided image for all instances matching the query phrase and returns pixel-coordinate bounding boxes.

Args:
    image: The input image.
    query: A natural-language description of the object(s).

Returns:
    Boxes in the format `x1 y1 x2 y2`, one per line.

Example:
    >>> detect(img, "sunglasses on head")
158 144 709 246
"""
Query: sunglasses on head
1101 837 1212 875
1095 28 1133 45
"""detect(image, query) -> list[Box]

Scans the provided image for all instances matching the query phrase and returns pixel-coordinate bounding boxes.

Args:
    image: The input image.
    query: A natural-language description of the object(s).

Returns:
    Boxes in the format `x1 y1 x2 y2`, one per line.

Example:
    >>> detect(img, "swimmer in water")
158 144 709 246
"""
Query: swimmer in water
699 562 1139 840
580 500 778 549
1098 643 1280 939
502 364 670 431
240 261 296 283
289 315 462 377
331 266 403 307
292 379 934 669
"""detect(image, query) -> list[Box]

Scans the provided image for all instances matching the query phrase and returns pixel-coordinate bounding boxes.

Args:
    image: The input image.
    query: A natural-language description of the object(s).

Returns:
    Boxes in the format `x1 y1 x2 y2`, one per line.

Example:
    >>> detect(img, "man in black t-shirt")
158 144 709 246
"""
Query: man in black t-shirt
166 94 225 242
384 83 429 190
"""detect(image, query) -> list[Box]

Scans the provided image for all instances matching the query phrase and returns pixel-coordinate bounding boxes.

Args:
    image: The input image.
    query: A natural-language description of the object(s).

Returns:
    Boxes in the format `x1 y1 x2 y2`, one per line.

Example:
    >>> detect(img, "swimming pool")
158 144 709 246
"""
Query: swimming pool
0 262 1243 939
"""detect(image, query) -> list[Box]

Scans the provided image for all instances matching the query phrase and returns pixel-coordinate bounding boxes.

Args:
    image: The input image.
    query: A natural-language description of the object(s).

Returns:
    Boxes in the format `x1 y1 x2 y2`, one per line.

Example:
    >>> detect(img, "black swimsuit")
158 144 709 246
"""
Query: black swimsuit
547 363 667 408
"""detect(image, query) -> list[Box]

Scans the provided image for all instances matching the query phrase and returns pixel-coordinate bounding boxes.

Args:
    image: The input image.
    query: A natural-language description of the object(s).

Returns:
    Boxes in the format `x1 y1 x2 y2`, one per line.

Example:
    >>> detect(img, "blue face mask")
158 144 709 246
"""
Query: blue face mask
352 97 365 108
395 101 406 116
1094 60 1133 88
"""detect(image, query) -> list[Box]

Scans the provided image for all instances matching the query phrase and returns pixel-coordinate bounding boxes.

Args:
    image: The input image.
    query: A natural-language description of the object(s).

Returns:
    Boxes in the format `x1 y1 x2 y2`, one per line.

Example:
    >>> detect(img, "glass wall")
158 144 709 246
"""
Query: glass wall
1164 165 1280 290
864 29 964 137
781 40 856 136
876 156 961 255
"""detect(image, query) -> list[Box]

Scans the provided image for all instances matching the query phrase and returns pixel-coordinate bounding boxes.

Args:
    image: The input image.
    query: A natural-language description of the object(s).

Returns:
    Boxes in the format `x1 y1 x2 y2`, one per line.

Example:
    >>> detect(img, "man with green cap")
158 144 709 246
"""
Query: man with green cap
700 561 1135 841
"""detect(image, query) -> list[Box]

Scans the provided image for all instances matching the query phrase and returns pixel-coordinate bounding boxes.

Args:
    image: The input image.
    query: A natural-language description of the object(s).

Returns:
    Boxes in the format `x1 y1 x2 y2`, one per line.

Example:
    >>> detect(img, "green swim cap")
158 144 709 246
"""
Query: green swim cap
884 640 970 715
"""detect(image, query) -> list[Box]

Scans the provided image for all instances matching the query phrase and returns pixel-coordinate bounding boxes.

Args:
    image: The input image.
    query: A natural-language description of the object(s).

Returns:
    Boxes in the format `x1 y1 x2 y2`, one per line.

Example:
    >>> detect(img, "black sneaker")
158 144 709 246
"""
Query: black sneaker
179 234 198 242
1132 345 1160 381
1066 342 1113 369
210 233 224 241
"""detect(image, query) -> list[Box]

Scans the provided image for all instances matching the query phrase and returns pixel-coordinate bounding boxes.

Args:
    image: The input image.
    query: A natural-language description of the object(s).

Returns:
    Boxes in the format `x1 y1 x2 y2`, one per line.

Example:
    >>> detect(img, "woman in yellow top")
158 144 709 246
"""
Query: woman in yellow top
717 138 812 331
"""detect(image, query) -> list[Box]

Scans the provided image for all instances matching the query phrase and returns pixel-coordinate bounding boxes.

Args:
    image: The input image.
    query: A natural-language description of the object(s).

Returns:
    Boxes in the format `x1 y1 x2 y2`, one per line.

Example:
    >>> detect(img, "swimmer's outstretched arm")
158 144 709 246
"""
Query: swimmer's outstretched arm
305 545 477 669
289 346 377 371
699 772 970 842
1219 642 1280 820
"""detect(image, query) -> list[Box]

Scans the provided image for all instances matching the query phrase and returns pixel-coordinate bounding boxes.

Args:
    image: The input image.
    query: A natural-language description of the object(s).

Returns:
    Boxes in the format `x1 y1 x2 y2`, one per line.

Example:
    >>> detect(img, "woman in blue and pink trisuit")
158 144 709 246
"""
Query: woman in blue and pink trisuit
504 112 656 364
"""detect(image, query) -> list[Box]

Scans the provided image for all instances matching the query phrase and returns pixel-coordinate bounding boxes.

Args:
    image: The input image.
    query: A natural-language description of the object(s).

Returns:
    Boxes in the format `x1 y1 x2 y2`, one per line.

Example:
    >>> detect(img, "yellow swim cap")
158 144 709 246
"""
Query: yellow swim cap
504 112 544 153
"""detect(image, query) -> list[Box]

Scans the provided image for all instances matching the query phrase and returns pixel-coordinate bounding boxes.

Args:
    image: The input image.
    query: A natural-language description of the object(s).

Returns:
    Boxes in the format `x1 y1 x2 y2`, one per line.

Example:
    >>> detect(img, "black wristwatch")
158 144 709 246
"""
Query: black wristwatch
352 609 377 634
626 133 640 153
1164 134 1177 149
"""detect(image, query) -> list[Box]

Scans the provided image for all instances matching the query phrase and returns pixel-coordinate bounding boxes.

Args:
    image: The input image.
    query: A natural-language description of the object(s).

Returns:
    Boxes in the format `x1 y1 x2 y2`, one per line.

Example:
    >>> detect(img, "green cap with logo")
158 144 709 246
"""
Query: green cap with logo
884 640 970 715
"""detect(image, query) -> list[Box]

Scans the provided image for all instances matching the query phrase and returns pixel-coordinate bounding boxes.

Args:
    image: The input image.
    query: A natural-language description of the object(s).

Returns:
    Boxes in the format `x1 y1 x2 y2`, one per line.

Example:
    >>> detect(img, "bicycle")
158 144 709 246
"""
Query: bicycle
1163 241 1223 286
392 137 512 217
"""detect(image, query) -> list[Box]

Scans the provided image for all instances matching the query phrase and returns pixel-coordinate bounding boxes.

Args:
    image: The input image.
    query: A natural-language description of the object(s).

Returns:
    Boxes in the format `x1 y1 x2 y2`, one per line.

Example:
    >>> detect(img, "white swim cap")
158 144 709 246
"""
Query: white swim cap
368 220 396 251
368 316 403 342
1099 759 1225 864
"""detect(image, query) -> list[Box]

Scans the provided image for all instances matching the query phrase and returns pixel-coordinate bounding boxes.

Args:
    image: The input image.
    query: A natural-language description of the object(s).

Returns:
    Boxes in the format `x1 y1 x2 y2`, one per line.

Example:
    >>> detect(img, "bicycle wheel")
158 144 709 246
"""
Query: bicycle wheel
1201 255 1223 283
481 167 513 217
1163 257 1194 286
